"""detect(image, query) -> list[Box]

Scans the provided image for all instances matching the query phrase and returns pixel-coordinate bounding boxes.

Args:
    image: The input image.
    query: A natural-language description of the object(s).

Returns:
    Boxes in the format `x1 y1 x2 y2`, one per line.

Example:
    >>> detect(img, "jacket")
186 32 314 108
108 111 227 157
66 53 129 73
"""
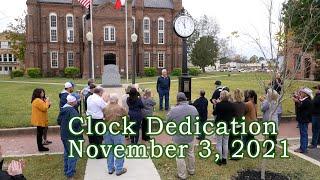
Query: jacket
213 101 235 129
0 171 26 180
157 76 171 93
245 101 258 123
312 93 320 116
31 98 49 127
141 97 156 117
127 98 144 121
261 100 279 129
57 104 83 141
296 98 312 123
193 96 208 121
167 102 199 144
103 103 128 132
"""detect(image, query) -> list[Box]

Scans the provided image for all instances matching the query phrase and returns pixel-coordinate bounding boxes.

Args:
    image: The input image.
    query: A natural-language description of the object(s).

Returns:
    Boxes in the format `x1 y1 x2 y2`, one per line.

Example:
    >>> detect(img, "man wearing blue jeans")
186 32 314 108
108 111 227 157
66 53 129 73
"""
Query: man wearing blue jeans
103 94 127 176
293 88 313 153
157 69 171 111
57 95 83 179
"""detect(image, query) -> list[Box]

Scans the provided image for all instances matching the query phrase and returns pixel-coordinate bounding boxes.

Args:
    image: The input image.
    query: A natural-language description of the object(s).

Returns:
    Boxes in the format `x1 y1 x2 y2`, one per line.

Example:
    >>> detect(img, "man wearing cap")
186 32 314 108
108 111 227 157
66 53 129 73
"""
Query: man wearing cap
157 69 171 111
166 92 199 180
293 87 313 153
86 87 107 159
57 95 83 180
59 82 75 110
210 80 224 104
309 85 320 148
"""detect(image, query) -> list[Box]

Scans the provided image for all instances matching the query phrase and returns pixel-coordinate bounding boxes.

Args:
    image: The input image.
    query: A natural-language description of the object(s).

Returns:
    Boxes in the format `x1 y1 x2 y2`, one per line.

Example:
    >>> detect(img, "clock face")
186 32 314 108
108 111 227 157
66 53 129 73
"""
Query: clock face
174 15 195 38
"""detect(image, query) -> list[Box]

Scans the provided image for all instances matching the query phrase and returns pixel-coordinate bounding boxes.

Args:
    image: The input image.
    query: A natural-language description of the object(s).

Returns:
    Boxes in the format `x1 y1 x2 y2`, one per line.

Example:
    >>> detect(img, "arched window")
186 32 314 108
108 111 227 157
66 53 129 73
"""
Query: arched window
104 26 116 42
158 17 165 44
49 13 58 42
143 17 150 44
66 14 74 43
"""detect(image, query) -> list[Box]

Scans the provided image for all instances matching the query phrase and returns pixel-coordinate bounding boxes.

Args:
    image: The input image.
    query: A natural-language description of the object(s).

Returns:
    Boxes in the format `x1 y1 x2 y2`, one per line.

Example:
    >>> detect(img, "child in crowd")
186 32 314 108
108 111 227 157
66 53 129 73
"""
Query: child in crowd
141 89 156 141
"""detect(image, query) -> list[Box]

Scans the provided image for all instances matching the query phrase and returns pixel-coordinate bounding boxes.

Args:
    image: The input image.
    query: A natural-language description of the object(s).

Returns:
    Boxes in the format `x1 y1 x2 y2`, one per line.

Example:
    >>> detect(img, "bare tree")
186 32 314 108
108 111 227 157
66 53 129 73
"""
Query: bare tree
239 0 320 179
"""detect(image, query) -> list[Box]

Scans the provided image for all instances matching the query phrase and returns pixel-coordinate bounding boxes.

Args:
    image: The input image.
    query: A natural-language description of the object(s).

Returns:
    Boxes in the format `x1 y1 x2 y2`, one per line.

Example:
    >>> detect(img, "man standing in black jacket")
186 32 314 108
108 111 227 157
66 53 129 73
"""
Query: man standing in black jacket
310 85 320 148
157 69 171 111
293 87 313 153
193 90 208 140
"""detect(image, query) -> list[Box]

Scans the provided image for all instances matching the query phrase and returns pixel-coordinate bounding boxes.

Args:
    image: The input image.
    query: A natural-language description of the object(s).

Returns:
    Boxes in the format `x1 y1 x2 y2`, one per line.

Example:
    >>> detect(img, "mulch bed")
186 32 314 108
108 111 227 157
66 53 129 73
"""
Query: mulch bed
232 169 290 180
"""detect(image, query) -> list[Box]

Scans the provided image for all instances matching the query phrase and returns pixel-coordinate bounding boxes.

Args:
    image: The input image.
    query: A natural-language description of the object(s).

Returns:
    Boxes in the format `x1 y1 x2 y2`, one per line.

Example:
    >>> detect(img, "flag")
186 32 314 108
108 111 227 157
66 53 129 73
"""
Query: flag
78 0 91 9
115 0 122 10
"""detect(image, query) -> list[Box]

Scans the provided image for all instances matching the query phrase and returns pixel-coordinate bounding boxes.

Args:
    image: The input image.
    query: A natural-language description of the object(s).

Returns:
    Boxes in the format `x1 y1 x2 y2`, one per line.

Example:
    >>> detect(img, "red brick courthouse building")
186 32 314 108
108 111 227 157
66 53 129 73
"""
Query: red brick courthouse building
25 0 183 78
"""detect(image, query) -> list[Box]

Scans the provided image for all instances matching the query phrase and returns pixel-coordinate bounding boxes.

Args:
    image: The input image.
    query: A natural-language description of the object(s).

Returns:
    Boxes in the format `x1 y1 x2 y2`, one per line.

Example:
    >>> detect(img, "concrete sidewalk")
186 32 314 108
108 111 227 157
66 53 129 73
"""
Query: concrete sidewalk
84 158 161 180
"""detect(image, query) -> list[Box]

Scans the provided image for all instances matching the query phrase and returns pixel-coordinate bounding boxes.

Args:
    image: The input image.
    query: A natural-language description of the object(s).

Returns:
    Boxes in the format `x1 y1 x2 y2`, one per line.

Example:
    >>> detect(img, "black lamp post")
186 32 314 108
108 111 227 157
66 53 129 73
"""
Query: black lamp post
131 33 138 85
86 32 93 79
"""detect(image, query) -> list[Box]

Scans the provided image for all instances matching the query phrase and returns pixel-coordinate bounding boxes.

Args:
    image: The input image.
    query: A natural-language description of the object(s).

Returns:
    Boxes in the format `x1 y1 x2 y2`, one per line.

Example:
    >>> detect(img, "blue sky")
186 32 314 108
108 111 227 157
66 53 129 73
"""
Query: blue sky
0 0 285 58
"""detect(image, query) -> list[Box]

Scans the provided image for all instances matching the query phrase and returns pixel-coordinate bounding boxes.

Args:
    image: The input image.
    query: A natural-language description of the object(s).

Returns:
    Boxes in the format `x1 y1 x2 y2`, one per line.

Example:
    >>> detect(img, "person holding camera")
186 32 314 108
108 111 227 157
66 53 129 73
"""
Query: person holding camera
31 88 52 152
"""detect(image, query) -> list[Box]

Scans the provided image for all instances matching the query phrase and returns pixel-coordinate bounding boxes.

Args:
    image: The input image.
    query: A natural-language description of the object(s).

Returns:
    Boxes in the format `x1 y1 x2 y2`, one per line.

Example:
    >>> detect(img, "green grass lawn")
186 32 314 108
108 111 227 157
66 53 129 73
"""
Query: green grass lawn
153 148 320 179
4 155 86 180
0 72 318 128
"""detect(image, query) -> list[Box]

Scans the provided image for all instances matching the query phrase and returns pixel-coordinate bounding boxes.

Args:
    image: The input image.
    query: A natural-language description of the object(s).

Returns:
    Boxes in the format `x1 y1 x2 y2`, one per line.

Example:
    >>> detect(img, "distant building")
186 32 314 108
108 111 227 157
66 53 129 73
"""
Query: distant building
25 0 183 78
286 45 317 80
0 32 20 75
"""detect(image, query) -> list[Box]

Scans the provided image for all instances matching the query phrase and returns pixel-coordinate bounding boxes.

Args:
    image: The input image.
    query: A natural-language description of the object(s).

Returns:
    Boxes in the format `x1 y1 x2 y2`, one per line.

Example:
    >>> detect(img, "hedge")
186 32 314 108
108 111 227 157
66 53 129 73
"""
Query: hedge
64 67 80 78
144 67 157 77
171 68 182 76
188 67 202 76
11 70 24 77
27 68 41 78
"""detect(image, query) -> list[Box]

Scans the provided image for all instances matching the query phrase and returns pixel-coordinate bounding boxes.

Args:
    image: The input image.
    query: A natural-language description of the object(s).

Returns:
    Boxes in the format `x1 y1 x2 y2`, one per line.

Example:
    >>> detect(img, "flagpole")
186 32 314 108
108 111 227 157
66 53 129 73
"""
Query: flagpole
90 0 95 79
125 0 129 83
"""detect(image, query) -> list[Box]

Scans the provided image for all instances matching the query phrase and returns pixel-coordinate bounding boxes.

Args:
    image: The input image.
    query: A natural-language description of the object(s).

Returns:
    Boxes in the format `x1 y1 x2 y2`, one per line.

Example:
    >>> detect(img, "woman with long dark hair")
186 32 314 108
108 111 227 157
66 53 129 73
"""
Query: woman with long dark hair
31 88 51 151
127 88 144 144
243 90 258 154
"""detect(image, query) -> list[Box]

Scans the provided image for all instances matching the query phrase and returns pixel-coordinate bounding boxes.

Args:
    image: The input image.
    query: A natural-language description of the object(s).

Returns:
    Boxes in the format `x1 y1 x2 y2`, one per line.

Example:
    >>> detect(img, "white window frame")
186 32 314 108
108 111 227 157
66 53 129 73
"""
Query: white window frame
66 14 74 43
143 17 150 44
158 52 165 68
49 13 58 42
132 16 135 33
158 17 165 44
67 51 74 67
50 51 59 68
0 42 10 49
143 51 151 67
3 54 8 62
104 26 116 42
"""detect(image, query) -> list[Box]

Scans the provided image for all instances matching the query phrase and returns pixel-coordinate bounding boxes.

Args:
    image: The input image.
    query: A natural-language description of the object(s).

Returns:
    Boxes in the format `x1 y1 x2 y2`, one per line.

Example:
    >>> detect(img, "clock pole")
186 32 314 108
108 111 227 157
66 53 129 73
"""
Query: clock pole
173 8 194 102
179 37 192 102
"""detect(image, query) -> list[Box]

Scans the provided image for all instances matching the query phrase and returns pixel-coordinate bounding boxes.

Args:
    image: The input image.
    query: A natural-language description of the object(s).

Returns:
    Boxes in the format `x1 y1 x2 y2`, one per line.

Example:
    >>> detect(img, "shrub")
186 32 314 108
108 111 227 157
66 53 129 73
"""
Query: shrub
11 70 24 77
171 68 182 76
188 67 202 76
144 67 157 77
27 68 41 78
64 67 80 79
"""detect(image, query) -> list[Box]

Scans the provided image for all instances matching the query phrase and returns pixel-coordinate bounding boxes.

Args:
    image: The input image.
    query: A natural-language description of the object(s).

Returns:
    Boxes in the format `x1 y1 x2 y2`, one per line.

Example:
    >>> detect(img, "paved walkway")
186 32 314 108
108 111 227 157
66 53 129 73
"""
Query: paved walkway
84 158 161 180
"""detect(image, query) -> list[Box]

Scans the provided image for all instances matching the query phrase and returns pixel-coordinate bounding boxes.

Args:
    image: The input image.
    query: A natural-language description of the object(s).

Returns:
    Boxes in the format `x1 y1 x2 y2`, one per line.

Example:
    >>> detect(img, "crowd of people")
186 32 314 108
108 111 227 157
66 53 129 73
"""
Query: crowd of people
26 69 320 180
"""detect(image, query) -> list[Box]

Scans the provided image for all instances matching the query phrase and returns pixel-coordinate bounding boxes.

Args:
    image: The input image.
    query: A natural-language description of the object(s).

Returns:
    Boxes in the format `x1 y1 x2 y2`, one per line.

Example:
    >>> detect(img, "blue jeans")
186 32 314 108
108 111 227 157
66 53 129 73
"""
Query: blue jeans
311 116 320 146
104 133 125 174
298 122 309 152
159 90 169 110
62 140 78 178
